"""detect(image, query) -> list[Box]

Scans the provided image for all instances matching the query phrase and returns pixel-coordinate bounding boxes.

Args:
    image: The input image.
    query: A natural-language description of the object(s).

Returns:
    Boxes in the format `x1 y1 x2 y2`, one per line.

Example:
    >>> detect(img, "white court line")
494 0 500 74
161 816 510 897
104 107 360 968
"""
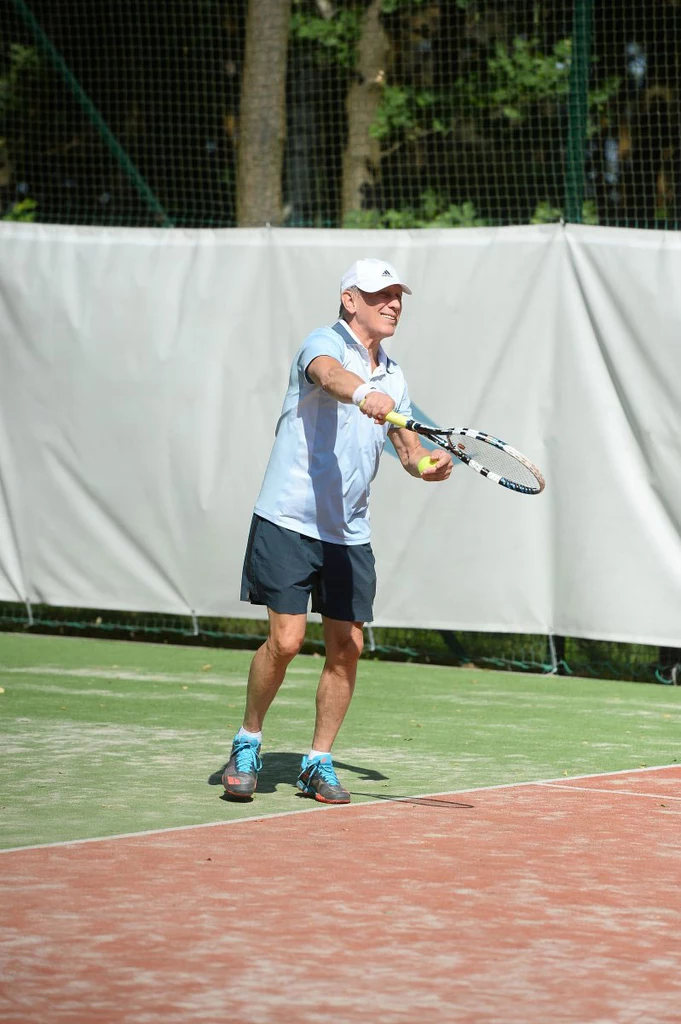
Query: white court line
538 782 681 800
1 762 679 855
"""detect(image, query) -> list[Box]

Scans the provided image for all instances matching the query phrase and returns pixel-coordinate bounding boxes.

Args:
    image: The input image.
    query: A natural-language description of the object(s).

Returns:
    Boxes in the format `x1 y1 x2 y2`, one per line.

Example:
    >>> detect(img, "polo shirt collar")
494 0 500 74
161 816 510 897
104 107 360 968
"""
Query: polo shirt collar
333 319 389 377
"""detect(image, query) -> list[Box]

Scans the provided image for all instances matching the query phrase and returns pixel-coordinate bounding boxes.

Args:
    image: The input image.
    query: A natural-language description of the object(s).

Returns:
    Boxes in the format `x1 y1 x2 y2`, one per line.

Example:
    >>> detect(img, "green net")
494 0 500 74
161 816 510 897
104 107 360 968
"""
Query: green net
0 602 679 685
2 0 680 228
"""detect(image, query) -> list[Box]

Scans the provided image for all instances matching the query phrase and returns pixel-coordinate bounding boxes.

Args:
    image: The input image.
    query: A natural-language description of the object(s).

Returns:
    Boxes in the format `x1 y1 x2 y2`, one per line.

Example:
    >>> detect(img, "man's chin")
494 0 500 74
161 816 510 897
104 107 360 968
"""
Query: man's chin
379 322 398 337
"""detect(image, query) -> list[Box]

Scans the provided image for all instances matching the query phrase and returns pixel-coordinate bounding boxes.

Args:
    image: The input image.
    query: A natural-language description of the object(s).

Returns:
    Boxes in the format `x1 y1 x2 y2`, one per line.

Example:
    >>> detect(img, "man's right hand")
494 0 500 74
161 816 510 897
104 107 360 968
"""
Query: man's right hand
360 391 395 424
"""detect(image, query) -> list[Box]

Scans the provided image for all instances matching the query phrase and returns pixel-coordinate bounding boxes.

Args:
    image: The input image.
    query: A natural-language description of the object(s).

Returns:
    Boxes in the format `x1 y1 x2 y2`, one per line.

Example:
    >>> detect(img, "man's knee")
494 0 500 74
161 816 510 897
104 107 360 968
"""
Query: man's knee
327 625 364 665
267 626 306 662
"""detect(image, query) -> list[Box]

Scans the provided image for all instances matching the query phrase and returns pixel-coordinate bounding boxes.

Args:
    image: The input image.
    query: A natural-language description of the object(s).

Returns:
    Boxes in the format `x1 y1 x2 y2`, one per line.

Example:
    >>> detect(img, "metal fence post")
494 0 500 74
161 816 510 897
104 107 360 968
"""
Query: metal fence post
565 0 594 223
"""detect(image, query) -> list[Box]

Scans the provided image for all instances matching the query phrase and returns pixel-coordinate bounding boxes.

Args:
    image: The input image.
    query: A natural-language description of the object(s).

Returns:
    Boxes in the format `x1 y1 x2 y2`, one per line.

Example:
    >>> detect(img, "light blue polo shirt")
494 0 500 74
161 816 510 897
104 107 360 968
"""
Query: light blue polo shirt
254 320 412 545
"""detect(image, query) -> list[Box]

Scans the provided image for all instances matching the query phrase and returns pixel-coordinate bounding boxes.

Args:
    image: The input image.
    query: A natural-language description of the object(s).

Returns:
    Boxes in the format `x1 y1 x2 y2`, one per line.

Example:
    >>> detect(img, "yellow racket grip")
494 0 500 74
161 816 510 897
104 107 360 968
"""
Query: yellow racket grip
358 400 407 428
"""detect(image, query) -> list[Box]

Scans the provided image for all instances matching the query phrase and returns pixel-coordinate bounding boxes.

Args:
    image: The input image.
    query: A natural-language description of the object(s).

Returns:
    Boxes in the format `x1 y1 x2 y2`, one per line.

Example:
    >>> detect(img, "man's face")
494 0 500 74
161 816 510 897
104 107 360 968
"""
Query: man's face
344 285 403 342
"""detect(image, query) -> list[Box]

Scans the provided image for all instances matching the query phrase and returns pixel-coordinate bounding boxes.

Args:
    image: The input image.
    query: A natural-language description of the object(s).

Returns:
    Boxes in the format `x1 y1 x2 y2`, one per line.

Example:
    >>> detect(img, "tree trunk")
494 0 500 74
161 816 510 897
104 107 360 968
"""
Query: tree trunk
236 0 291 226
341 0 390 223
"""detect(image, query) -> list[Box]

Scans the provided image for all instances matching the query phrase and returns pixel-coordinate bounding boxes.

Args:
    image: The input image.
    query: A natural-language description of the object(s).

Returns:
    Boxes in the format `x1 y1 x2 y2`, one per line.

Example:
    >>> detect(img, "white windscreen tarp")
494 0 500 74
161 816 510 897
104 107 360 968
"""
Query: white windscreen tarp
1 222 680 646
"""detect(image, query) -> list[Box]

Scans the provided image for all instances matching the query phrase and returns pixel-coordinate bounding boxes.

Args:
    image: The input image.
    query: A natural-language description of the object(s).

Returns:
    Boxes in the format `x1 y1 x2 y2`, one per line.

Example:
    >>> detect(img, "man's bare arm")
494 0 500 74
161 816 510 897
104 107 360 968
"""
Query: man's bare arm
306 355 395 421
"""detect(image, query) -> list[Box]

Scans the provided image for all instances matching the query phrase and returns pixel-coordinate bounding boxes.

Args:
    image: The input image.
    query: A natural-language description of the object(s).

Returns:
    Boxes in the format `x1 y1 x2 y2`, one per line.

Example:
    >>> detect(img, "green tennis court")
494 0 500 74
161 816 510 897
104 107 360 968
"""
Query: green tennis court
3 631 681 1023
1 631 679 850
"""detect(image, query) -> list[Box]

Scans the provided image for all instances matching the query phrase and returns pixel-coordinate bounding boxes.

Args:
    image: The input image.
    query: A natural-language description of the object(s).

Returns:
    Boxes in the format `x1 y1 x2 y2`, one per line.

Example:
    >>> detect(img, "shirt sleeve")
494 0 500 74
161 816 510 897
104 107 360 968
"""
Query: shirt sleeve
297 328 346 382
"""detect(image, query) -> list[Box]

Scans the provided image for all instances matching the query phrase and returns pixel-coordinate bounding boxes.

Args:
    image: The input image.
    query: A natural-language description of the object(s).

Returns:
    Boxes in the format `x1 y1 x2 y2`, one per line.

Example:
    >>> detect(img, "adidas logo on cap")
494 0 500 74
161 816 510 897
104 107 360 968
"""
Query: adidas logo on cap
382 269 393 277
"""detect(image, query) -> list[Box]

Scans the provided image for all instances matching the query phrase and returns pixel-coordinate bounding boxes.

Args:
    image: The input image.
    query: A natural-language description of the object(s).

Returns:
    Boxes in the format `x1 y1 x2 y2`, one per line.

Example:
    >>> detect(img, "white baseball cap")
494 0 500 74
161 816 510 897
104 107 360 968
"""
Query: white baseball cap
340 258 412 295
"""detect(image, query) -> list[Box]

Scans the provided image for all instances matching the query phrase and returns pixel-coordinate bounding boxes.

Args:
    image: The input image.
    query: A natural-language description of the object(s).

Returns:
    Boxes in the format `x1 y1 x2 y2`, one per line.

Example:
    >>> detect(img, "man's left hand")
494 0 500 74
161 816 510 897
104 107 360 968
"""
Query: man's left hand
418 450 453 481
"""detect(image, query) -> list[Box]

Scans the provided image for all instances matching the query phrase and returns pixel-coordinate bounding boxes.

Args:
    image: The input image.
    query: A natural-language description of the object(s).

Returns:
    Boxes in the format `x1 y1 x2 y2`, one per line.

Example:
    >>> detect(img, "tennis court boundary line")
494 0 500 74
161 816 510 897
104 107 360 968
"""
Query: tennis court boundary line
3 762 678 855
538 781 681 800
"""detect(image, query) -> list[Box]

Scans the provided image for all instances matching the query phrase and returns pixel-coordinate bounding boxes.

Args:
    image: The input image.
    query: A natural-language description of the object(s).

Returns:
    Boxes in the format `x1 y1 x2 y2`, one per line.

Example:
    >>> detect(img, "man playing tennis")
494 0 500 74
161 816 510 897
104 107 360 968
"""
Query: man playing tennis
223 258 453 803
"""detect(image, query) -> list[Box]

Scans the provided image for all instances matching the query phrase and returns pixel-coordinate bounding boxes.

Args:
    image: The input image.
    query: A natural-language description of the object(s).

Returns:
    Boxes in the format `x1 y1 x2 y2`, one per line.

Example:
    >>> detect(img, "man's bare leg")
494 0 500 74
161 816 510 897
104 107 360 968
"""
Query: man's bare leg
223 609 307 800
310 617 364 752
296 617 364 804
242 609 307 732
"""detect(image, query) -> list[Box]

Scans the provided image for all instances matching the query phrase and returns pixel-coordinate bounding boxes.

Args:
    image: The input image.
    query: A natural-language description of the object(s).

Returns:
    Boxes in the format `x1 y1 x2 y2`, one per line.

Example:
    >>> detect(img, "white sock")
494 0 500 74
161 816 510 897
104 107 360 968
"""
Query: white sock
236 727 262 744
307 749 330 762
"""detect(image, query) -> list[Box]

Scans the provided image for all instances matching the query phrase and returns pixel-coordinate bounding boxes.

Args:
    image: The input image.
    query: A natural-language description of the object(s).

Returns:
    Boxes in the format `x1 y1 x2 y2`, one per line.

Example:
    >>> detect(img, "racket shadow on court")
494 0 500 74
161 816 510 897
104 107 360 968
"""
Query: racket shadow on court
351 792 474 809
209 752 389 801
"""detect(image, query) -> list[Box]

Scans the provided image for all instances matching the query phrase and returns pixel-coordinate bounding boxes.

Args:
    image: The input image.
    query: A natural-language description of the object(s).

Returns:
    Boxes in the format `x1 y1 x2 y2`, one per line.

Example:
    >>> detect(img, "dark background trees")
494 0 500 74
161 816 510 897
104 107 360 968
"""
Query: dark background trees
1 0 680 229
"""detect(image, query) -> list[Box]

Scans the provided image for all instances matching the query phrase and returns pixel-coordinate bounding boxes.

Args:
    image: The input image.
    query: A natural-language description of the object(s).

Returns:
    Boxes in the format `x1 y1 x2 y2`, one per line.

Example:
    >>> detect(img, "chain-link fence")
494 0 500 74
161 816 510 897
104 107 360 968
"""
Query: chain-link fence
2 0 679 229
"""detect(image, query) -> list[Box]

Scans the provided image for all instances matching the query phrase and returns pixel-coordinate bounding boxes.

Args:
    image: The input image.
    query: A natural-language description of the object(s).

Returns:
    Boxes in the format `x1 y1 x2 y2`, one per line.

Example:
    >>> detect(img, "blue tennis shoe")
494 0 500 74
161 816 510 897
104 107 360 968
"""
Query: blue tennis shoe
297 754 350 804
222 734 262 799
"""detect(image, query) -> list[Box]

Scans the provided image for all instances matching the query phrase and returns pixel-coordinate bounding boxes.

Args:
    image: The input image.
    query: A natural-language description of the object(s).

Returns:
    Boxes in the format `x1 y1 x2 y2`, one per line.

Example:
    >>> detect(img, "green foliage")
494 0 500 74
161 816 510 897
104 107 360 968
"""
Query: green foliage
458 35 620 131
530 201 563 224
530 198 598 225
580 199 599 225
343 190 489 229
461 36 572 121
289 2 362 69
289 1 434 69
2 198 37 221
370 84 438 141
586 76 622 136
1 47 44 223
0 44 42 119
380 0 430 13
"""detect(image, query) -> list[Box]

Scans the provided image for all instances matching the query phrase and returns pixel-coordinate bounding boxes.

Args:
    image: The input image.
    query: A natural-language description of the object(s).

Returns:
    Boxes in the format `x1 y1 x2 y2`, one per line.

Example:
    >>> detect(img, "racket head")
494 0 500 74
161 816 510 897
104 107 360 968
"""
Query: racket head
383 412 545 495
437 427 545 495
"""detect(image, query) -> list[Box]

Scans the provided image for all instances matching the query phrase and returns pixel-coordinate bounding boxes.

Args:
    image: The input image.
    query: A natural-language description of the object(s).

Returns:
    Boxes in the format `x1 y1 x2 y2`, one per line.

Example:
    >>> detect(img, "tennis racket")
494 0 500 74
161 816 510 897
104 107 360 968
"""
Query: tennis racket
385 410 545 495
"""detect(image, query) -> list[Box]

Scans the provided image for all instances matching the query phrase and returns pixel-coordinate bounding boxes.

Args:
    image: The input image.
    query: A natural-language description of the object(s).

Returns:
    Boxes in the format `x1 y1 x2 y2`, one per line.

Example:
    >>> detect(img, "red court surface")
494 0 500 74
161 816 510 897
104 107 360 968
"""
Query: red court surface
2 766 680 1024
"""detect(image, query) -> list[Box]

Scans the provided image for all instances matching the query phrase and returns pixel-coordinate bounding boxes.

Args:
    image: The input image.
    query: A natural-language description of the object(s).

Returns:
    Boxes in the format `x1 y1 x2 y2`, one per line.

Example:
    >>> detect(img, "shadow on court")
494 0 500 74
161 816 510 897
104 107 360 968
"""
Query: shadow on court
208 752 388 800
208 754 473 807
352 793 475 809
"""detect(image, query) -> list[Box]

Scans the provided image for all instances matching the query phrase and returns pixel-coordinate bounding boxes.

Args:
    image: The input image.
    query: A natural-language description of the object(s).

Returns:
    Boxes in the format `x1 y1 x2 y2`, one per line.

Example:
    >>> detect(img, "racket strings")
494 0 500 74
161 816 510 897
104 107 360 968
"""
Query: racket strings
443 434 541 490
413 422 544 494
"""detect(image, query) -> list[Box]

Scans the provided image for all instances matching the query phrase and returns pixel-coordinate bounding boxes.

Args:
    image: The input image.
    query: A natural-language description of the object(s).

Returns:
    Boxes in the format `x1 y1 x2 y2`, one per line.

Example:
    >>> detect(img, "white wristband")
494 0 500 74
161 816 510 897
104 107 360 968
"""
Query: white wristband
352 383 377 407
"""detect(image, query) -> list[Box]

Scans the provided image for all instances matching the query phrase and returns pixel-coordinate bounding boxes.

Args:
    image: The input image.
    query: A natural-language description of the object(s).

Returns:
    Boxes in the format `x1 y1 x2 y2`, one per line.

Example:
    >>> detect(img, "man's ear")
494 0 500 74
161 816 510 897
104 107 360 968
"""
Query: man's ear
340 289 356 316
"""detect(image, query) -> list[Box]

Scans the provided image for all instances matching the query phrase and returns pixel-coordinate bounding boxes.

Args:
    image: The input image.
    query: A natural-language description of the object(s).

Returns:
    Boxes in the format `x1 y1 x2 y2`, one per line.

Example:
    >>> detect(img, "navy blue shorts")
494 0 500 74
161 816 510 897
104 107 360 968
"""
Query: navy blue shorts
240 515 376 623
